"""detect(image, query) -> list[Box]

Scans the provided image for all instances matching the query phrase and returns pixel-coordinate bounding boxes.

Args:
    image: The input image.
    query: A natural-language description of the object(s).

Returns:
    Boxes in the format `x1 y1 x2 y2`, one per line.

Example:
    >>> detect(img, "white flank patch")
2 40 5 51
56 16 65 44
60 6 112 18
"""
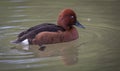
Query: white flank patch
21 39 29 51
21 39 29 45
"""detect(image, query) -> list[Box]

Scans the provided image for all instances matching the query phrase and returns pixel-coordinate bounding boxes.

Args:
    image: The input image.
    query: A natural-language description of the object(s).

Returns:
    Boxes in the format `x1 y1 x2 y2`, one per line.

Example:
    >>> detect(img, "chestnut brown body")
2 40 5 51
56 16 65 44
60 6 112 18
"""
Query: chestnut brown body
32 27 79 46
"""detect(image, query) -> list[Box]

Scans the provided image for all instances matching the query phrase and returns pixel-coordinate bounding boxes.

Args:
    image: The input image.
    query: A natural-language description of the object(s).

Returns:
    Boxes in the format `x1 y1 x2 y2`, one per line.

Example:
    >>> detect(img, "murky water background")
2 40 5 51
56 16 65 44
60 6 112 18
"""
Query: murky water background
0 0 120 71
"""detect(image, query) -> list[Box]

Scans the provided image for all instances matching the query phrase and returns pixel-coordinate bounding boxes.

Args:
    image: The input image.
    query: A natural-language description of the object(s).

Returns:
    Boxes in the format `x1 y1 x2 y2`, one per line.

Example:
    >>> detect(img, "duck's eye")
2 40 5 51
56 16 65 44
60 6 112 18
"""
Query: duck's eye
71 16 74 18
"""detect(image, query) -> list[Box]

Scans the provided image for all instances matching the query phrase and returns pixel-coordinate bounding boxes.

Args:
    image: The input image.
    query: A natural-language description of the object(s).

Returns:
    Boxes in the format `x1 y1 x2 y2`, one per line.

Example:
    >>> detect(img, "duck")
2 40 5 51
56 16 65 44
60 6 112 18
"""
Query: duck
12 8 85 51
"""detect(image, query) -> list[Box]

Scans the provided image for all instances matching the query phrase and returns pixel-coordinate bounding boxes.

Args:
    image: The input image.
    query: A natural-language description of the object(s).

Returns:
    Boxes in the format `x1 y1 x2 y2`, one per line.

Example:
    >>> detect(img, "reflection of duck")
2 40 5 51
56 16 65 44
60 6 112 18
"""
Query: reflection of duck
60 41 79 65
30 40 79 66
12 9 85 51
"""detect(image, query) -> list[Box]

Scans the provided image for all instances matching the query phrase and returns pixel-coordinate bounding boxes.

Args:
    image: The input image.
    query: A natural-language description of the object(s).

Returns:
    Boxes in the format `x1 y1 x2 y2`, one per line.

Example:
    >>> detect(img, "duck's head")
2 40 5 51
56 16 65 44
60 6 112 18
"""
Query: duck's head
57 8 85 30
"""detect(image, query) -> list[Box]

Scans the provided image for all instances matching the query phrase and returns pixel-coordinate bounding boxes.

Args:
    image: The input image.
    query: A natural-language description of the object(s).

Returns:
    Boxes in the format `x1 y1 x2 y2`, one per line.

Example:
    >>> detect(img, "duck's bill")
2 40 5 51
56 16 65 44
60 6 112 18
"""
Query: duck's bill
75 21 85 29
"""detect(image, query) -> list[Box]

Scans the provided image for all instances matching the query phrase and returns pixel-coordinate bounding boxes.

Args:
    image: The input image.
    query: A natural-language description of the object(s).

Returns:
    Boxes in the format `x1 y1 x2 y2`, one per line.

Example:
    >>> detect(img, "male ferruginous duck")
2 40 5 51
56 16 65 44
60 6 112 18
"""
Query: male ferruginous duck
12 8 85 51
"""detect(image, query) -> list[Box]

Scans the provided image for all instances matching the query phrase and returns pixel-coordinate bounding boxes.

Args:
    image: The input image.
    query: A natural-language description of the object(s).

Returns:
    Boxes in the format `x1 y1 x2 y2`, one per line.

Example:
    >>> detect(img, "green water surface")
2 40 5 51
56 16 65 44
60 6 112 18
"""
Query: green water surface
0 0 120 71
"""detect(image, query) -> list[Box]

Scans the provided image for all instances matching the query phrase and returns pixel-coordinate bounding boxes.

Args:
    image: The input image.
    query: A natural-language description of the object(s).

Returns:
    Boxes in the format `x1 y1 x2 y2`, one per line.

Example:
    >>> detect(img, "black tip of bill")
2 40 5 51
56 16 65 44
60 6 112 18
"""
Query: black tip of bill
75 21 85 29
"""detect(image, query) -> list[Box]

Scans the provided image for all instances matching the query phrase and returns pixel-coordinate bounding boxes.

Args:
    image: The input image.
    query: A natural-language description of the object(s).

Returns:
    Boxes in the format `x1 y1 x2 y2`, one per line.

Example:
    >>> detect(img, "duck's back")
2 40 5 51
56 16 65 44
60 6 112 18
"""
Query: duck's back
18 23 65 37
14 23 65 43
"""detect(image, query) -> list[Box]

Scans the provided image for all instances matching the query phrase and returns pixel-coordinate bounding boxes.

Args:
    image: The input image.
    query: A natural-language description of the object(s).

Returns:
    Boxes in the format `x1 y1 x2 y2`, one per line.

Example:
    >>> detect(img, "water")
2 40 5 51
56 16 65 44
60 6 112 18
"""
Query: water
0 0 120 71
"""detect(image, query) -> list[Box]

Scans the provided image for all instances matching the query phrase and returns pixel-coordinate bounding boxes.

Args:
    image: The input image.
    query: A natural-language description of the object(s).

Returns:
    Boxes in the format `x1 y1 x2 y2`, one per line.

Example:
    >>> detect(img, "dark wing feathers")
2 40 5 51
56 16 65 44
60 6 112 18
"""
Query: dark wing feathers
15 23 65 43
18 23 58 37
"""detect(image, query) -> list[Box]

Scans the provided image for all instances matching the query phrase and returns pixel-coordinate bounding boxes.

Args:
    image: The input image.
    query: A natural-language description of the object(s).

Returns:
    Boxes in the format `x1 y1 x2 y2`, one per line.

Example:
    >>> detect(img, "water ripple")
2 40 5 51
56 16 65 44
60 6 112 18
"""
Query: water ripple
0 58 45 64
0 26 19 30
10 0 27 3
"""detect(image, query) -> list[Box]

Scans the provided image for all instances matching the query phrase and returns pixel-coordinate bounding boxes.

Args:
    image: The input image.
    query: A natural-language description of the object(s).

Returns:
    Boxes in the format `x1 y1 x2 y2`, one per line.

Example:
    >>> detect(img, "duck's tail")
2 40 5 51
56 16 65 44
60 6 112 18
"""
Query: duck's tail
11 39 22 44
11 35 27 44
11 38 30 46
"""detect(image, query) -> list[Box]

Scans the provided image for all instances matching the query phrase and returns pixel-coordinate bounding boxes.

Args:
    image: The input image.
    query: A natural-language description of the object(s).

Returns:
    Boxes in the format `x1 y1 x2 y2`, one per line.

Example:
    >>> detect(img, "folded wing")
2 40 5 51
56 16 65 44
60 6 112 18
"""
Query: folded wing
13 23 65 43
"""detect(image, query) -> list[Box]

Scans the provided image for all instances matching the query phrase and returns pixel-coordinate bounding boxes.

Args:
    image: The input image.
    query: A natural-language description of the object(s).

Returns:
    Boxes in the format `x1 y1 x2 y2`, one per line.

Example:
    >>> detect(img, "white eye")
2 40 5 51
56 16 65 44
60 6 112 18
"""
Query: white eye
71 16 74 18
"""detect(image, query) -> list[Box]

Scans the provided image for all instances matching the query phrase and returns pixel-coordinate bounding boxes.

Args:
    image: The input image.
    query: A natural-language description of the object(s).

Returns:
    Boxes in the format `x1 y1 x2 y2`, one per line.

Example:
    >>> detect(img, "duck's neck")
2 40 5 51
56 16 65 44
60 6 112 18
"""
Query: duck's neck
62 27 79 42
